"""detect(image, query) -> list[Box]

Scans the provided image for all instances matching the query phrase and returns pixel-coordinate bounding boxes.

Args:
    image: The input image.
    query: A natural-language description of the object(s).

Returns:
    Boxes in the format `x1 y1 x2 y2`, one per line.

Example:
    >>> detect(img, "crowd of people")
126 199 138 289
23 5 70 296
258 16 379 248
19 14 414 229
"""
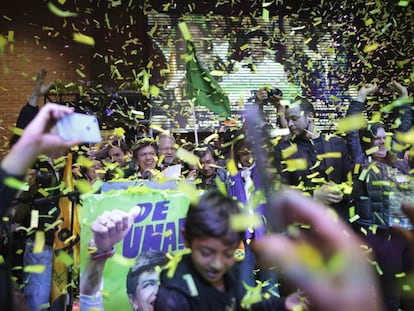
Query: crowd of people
0 66 413 311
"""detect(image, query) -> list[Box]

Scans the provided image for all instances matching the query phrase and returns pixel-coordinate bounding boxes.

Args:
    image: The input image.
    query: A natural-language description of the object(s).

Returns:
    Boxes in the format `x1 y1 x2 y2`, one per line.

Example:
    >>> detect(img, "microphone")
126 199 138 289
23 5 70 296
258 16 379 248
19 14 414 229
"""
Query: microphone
142 168 153 180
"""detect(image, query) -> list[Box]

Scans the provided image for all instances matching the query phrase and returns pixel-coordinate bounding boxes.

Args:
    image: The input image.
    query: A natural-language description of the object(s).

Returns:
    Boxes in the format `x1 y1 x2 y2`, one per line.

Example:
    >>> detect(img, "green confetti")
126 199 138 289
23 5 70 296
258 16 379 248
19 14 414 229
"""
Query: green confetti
47 2 78 18
73 33 95 46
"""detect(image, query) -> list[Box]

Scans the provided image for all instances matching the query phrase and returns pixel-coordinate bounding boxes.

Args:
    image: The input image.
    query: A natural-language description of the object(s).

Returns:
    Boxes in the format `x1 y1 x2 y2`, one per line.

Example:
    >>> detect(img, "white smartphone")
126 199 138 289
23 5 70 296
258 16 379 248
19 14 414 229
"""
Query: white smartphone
57 112 102 143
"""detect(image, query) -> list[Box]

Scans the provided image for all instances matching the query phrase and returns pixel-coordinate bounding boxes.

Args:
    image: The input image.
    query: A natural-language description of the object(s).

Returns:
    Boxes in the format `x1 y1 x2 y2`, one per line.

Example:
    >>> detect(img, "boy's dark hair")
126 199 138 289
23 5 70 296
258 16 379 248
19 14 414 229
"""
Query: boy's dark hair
184 191 243 246
126 250 168 296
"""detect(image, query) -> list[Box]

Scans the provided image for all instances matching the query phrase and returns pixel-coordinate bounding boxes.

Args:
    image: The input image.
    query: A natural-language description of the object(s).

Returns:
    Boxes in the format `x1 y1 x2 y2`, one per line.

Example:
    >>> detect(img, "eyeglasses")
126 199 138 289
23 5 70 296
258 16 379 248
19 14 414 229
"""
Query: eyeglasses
159 147 176 152
138 152 156 158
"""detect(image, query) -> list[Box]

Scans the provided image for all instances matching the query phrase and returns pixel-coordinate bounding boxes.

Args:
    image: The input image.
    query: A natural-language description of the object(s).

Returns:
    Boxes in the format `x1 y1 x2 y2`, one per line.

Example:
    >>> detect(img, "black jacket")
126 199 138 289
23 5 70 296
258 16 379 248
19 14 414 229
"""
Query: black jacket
0 167 23 217
274 133 353 219
346 100 412 228
155 254 287 311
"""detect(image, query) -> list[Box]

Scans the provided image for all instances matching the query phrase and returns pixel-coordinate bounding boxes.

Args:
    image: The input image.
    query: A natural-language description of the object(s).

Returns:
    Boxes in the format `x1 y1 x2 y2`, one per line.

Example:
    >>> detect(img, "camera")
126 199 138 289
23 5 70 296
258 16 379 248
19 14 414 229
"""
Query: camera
36 170 54 188
267 88 283 98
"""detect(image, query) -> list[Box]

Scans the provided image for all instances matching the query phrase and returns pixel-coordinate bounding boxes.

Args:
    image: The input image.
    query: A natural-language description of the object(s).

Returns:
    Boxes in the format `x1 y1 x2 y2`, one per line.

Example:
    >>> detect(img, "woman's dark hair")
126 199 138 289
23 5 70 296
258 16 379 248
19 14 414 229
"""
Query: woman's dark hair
184 191 243 246
126 250 168 296
359 122 396 165
233 136 252 165
132 138 158 160
359 122 386 153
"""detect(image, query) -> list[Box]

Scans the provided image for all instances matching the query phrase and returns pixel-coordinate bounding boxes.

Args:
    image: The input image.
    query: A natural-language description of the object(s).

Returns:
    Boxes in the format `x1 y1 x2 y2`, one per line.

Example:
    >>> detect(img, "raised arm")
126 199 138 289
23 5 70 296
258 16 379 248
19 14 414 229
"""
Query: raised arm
80 207 140 296
10 69 55 146
1 103 79 216
387 81 412 158
345 83 378 163
28 68 54 108
255 87 287 129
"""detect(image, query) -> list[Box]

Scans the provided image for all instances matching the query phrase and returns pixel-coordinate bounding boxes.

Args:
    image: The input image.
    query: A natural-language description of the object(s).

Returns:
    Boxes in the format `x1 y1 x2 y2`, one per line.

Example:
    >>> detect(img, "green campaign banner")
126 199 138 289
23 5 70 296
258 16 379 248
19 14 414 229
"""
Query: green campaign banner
80 187 191 310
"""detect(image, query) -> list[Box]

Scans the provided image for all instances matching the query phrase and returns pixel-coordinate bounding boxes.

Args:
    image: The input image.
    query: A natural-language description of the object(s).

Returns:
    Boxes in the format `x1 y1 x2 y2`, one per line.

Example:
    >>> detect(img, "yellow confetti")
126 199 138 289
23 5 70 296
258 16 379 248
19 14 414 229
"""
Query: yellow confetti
364 18 374 26
215 176 227 196
363 42 380 53
75 68 86 78
56 251 74 266
395 129 414 144
203 133 219 144
30 210 39 229
64 235 77 245
74 179 93 194
304 37 313 45
262 8 269 22
73 32 95 46
176 180 199 205
336 114 367 133
269 128 290 137
7 30 14 42
113 127 126 137
24 265 46 273
183 273 199 297
178 22 192 41
226 158 238 176
230 213 262 231
44 219 63 232
175 147 199 166
3 177 28 191
47 2 78 18
163 229 173 237
317 152 342 159
164 250 189 278
37 188 49 197
398 0 410 6
33 231 45 254
282 144 298 159
241 282 263 308
365 146 379 155
283 159 308 172
76 155 94 168
380 97 413 113
325 166 334 175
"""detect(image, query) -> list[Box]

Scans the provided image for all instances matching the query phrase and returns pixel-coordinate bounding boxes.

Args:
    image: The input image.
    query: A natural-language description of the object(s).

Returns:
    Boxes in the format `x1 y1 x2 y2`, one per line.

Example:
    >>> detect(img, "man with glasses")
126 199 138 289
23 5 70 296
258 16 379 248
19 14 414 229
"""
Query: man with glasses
157 134 178 170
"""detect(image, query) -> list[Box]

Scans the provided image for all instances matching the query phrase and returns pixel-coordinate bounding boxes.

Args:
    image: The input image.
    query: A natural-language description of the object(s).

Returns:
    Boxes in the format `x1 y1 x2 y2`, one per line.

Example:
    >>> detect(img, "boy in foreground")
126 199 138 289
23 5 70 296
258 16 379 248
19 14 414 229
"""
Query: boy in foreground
154 190 306 311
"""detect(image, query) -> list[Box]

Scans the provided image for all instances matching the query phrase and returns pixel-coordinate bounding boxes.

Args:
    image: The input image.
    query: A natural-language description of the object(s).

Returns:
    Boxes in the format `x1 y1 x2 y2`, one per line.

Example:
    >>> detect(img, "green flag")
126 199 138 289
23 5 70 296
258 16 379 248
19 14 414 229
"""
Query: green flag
185 39 231 117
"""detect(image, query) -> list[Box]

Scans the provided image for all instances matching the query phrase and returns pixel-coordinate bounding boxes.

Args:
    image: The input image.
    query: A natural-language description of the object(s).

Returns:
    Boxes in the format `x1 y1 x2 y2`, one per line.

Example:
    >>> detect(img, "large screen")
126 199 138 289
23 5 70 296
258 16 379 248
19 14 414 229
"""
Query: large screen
147 13 356 133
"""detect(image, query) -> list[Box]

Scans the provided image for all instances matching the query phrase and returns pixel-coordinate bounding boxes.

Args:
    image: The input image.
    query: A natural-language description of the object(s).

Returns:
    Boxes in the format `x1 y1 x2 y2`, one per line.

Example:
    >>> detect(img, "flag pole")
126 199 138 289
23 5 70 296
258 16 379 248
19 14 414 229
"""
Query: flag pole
190 99 199 146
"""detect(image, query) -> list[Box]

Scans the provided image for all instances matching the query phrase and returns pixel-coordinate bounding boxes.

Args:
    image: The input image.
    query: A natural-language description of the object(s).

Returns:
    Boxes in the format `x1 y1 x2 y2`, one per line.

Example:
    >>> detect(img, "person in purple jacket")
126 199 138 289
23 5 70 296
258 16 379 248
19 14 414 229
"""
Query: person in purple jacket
229 135 279 299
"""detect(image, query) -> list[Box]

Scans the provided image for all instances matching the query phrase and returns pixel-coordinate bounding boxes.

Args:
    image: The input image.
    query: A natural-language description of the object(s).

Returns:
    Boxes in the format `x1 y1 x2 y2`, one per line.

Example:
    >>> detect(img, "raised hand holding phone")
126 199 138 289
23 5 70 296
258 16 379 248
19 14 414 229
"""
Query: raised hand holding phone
57 113 102 143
